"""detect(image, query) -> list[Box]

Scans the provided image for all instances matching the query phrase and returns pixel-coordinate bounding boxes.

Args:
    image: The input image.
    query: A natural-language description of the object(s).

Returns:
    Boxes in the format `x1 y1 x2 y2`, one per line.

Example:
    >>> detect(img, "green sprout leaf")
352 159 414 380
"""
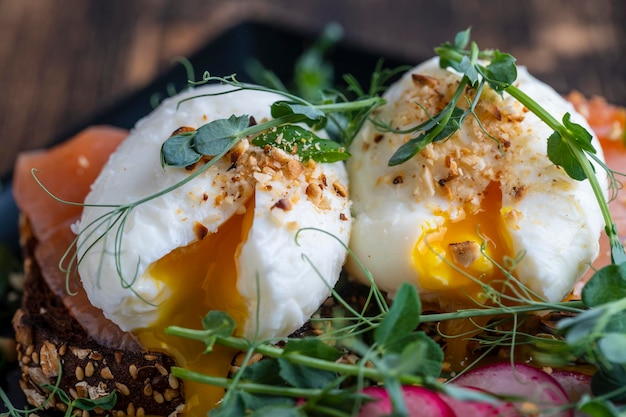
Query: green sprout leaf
252 125 350 163
203 310 237 334
557 307 604 345
194 114 251 155
546 113 597 182
582 263 626 307
599 333 626 364
381 332 443 377
279 339 342 389
454 27 471 50
278 359 338 389
292 23 343 103
547 130 587 180
437 27 471 71
563 113 596 153
459 55 479 85
482 51 517 92
160 132 201 167
199 310 237 353
577 397 623 417
209 392 247 417
374 283 421 347
282 339 342 362
388 106 464 166
242 358 286 386
271 101 326 128
41 385 117 415
591 367 626 402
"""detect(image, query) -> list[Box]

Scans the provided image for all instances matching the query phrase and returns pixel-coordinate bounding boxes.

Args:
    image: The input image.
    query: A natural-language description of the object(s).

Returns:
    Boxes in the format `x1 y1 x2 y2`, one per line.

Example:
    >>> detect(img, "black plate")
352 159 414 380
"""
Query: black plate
0 20 409 412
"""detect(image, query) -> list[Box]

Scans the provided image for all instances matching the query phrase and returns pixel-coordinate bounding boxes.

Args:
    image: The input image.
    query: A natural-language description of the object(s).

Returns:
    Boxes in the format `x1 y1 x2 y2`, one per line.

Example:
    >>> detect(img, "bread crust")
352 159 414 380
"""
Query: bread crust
13 215 185 416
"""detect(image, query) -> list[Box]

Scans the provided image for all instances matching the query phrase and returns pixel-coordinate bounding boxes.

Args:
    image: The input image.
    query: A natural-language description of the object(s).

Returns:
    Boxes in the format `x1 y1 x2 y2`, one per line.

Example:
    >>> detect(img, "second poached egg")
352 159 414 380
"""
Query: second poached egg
346 57 607 307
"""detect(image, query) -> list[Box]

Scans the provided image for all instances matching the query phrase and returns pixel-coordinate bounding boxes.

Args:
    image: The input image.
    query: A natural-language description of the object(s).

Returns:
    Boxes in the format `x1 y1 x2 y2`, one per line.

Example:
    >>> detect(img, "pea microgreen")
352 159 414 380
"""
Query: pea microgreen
246 23 343 103
389 27 624 266
158 75 386 169
162 29 626 417
251 125 349 163
410 28 626 413
29 66 386 302
7 27 626 417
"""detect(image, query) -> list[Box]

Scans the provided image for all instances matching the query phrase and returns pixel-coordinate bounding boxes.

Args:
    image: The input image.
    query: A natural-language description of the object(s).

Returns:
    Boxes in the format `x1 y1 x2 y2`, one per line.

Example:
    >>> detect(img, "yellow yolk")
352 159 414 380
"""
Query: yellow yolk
412 182 514 369
413 182 513 304
134 197 255 416
412 182 516 370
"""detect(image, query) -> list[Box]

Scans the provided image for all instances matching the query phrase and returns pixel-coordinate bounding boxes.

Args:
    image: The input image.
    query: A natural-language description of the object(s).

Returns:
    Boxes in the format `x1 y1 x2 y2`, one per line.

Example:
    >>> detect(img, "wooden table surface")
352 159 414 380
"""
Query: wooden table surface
1 0 625 180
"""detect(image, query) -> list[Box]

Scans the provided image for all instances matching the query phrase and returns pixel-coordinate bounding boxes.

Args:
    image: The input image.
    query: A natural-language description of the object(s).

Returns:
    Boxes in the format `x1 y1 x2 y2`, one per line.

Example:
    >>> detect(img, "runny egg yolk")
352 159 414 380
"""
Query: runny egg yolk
413 182 513 304
134 197 255 416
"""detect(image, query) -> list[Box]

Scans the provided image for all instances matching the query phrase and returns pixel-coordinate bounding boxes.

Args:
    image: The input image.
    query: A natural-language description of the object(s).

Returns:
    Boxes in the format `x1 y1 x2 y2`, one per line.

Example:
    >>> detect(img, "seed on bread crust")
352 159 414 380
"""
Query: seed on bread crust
12 217 186 416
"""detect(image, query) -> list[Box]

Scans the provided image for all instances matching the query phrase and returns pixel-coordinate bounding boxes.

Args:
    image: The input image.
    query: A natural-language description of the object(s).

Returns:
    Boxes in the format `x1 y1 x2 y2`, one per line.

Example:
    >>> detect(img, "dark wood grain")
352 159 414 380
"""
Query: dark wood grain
1 0 624 179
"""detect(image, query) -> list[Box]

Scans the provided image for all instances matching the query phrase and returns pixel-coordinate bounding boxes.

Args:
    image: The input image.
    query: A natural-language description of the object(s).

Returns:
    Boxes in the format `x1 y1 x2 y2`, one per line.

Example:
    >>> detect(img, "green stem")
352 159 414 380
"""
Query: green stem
236 96 384 140
165 327 424 386
506 85 625 264
172 368 355 417
420 300 585 323
315 97 385 114
242 114 304 136
171 366 345 398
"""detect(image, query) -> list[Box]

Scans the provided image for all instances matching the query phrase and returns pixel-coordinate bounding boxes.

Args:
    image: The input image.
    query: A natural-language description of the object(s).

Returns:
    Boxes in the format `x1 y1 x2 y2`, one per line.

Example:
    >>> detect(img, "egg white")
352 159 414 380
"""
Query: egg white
76 84 351 338
346 57 607 303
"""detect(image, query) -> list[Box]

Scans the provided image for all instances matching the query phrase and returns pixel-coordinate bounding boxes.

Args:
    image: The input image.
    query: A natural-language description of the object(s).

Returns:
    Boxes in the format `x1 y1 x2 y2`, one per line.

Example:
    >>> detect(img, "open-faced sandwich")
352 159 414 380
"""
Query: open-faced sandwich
8 29 626 417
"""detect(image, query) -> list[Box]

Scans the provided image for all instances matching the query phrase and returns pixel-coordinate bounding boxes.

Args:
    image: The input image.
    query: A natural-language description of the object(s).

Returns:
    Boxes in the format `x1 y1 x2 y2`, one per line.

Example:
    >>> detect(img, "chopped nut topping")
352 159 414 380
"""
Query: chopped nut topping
272 198 292 211
333 181 348 198
306 183 323 206
170 126 195 136
448 241 482 268
411 73 438 88
512 185 527 201
284 159 304 179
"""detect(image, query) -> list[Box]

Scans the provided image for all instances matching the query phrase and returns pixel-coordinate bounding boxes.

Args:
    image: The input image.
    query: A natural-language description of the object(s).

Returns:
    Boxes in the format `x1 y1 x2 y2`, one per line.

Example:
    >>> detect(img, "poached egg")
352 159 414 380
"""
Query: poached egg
76 84 351 413
346 57 607 308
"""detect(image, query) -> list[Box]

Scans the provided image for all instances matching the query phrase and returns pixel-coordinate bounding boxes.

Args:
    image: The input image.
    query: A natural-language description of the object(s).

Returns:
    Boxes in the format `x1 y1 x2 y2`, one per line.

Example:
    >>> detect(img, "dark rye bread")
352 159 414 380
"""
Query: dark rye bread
12 215 185 417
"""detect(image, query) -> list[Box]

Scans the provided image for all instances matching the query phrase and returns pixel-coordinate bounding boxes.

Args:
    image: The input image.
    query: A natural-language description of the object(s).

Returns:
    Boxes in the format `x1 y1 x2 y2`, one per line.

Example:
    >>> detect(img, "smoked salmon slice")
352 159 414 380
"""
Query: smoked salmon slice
12 125 140 349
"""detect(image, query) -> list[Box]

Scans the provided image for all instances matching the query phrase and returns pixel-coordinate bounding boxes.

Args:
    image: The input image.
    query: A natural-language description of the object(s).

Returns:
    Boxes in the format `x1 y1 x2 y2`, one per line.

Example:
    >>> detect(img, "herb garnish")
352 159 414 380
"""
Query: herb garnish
388 27 625 265
6 27 625 417
33 71 386 293
162 29 626 417
159 92 360 167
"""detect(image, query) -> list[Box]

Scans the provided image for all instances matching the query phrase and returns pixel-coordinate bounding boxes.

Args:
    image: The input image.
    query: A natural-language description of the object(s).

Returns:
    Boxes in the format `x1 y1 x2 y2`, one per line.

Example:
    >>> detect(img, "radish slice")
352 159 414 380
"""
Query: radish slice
358 386 457 417
450 362 573 417
438 387 521 417
547 369 592 402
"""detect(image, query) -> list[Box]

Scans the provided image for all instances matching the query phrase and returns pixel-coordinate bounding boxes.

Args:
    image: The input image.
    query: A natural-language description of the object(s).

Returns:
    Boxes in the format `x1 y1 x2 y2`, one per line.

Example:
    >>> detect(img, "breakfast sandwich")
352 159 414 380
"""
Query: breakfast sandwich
12 84 352 416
